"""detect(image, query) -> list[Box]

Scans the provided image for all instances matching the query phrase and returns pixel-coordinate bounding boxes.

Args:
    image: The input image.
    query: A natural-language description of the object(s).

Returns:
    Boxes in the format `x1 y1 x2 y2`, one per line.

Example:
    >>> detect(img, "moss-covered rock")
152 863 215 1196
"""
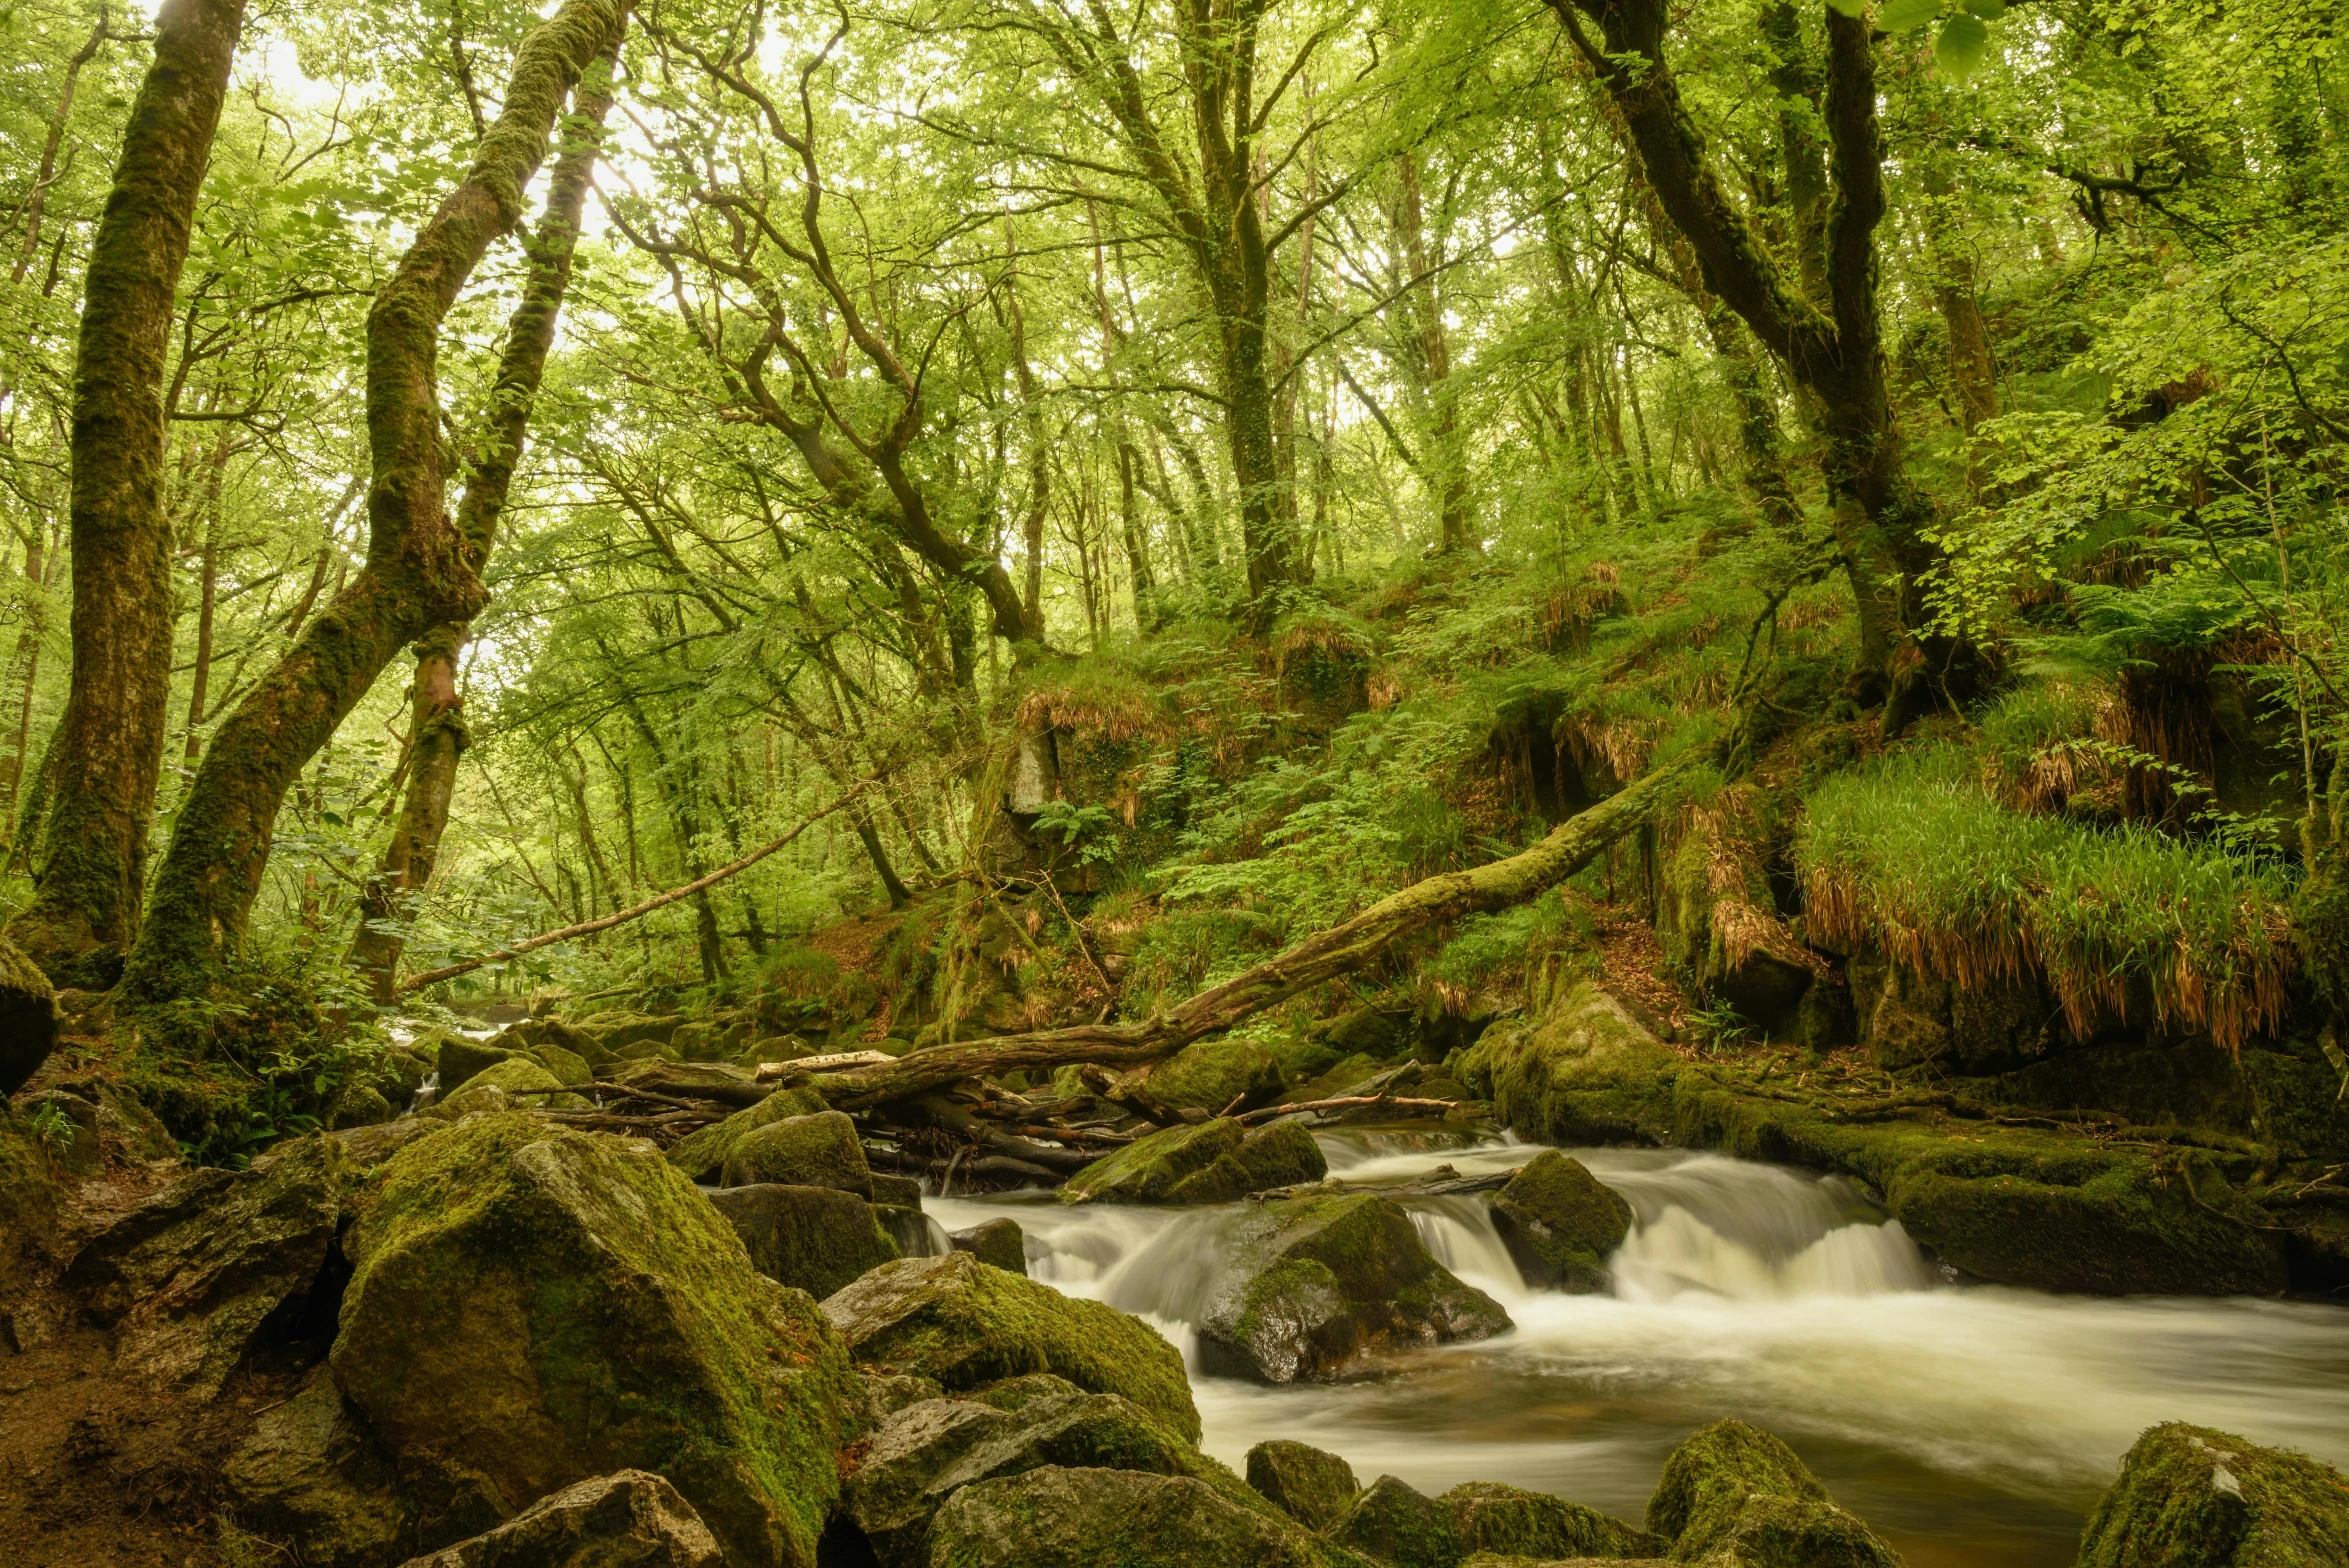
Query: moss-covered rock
0 932 59 1096
1460 981 2288 1296
1644 1419 1897 1568
2076 1421 2349 1567
721 1108 872 1196
707 1183 899 1300
926 1466 1332 1568
437 1055 588 1116
1195 1193 1511 1383
1327 1475 1458 1568
664 1085 827 1184
573 1010 686 1054
400 1469 724 1568
950 1217 1028 1274
331 1115 854 1568
1489 1151 1632 1293
1245 1440 1359 1531
819 1250 1199 1441
1444 1481 1661 1561
66 1133 349 1398
871 1171 925 1208
0 1102 64 1294
844 1378 1205 1567
1144 1038 1287 1113
223 1370 411 1568
429 1033 514 1094
1061 1117 1328 1205
529 1042 594 1086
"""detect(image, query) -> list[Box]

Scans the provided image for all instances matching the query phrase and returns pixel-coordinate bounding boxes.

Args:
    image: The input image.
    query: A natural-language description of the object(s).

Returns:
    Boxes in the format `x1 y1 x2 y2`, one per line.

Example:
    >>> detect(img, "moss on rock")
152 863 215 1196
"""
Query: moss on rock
721 1108 872 1195
1489 1151 1632 1293
949 1217 1028 1274
927 1466 1334 1568
1328 1474 1460 1568
432 1034 517 1095
436 1054 587 1116
2077 1421 2349 1567
1196 1193 1511 1383
1245 1439 1359 1531
1461 980 2289 1296
1645 1419 1897 1568
1144 1038 1286 1113
819 1250 1199 1441
707 1182 899 1300
332 1114 854 1568
664 1085 827 1184
1062 1116 1329 1206
1443 1481 1661 1561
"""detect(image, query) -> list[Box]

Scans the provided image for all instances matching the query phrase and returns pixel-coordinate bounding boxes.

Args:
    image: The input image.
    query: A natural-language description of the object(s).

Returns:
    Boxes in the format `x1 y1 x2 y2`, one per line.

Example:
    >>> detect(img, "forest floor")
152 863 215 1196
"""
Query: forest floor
0 1159 260 1568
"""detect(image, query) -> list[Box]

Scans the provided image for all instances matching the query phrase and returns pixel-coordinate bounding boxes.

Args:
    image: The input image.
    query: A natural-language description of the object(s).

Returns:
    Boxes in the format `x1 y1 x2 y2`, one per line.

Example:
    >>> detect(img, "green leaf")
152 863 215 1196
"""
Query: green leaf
1879 0 1944 30
1963 0 2006 15
1934 11 1990 77
1825 0 1868 15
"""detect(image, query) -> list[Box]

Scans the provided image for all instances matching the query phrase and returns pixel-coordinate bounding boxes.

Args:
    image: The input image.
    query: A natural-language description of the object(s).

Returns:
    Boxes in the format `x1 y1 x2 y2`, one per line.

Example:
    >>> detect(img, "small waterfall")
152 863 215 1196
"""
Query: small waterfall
883 1206 953 1259
1408 1197 1527 1297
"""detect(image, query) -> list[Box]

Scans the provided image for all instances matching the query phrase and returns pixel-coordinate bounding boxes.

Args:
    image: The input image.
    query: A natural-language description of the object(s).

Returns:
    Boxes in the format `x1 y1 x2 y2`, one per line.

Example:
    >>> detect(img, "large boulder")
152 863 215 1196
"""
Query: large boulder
331 1115 855 1568
0 932 60 1095
1195 1193 1511 1383
224 1371 412 1568
1644 1419 1898 1568
1443 1481 1662 1562
720 1108 872 1196
1062 1117 1327 1206
2076 1421 2349 1567
820 1250 1199 1441
925 1466 1330 1568
1142 1039 1287 1114
949 1217 1028 1275
1326 1476 1458 1568
706 1183 899 1300
437 1056 588 1117
65 1133 349 1398
433 1034 518 1096
842 1377 1200 1567
1245 1441 1359 1531
398 1470 723 1568
573 1011 686 1055
1488 1151 1631 1293
663 1085 827 1183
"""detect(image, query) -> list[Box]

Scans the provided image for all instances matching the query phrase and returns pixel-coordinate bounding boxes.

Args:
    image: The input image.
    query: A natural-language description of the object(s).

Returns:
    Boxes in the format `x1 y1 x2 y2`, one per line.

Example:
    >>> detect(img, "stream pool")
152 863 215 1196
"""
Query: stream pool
923 1128 2349 1568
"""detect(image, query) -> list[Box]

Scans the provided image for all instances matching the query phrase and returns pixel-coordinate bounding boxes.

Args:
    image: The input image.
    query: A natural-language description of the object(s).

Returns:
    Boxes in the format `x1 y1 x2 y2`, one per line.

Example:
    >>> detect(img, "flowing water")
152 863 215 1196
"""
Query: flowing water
925 1129 2349 1568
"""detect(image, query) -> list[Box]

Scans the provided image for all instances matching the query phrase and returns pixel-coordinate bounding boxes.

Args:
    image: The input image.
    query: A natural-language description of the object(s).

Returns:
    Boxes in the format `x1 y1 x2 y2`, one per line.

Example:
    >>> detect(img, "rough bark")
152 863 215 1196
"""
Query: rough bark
799 757 1701 1110
346 45 618 1001
11 0 246 986
1552 0 1921 698
121 0 627 1002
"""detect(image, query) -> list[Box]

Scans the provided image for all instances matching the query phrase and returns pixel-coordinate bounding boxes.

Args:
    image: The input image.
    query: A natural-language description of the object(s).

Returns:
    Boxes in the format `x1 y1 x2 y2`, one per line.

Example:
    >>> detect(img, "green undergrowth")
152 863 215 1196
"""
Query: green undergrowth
1798 744 2298 1053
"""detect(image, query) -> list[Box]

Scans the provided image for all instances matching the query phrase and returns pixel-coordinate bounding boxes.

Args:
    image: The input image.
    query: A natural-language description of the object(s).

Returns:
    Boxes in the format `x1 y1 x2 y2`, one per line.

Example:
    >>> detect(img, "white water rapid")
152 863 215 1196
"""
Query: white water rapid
925 1128 2349 1568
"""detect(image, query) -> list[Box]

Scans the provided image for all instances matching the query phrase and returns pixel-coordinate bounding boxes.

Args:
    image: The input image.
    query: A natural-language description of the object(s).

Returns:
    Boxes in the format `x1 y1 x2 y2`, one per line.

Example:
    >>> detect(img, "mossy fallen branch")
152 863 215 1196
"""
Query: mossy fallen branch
804 757 1704 1110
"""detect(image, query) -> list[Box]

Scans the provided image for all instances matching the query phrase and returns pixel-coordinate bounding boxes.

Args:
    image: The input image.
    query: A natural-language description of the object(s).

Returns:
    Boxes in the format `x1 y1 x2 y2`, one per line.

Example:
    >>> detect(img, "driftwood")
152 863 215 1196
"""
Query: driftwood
807 757 1702 1111
1232 1095 1468 1125
400 782 869 992
1250 1161 1528 1202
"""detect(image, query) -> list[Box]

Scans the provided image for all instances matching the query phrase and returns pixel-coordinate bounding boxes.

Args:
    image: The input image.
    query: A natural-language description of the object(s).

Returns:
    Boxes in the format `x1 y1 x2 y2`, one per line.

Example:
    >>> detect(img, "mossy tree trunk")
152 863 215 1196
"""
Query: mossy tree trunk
348 50 619 1001
121 0 628 1003
10 0 246 987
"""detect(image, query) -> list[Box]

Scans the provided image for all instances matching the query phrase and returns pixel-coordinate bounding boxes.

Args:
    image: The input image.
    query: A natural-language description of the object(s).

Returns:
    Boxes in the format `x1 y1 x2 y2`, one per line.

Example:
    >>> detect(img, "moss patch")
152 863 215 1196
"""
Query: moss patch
2077 1421 2349 1567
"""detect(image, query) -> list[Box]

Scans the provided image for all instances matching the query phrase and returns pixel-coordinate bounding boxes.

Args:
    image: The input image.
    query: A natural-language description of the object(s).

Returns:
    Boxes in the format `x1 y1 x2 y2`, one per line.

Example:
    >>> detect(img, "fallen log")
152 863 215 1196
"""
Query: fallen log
1251 1162 1526 1202
399 782 869 993
1232 1095 1469 1126
807 756 1703 1111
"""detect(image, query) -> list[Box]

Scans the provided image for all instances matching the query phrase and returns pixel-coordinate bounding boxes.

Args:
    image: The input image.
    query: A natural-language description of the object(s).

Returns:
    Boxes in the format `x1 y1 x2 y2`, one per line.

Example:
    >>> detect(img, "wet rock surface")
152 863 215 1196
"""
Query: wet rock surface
1194 1192 1511 1383
1488 1150 1632 1293
720 1108 873 1195
395 1469 724 1567
706 1181 899 1300
1643 1419 1898 1568
1244 1439 1359 1531
948 1216 1027 1274
820 1250 1199 1441
1063 1116 1328 1206
924 1465 1332 1568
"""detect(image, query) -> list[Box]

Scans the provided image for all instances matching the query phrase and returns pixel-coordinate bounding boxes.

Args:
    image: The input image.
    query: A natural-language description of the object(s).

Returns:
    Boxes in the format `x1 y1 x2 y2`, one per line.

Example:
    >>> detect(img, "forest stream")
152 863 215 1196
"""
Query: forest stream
926 1129 2349 1568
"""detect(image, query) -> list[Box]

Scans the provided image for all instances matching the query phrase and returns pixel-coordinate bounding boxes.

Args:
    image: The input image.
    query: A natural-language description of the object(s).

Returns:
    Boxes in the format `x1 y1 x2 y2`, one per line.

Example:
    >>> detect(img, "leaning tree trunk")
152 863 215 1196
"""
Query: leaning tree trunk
121 0 626 1003
9 0 245 988
347 53 618 1001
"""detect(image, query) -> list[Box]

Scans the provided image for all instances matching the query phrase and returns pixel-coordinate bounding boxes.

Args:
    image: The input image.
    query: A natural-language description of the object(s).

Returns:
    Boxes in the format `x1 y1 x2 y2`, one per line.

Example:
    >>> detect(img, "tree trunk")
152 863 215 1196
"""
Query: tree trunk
344 42 618 1000
122 0 625 1002
11 0 246 987
1394 153 1474 553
